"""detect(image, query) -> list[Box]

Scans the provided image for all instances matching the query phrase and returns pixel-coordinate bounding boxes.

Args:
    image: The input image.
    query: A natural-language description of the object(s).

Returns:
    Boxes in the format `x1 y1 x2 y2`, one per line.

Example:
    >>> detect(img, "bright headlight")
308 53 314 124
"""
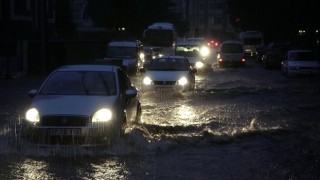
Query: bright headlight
25 108 40 123
92 108 112 122
178 77 188 86
139 53 145 59
195 61 204 69
200 46 210 57
143 76 153 85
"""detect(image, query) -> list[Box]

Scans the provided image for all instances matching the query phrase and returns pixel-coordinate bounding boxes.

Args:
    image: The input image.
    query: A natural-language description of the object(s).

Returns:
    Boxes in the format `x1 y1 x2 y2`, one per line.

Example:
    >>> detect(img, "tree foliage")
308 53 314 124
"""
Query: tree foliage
85 0 182 38
55 0 75 38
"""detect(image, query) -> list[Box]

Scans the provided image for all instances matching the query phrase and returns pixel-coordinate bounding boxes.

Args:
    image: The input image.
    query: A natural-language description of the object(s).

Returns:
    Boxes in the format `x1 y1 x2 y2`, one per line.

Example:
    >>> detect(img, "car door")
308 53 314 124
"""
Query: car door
118 68 139 122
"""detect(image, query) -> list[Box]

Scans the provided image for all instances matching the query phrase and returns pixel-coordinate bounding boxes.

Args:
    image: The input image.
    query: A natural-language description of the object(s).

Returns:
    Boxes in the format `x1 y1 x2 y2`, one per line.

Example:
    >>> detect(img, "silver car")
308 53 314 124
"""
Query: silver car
21 65 141 145
140 56 196 93
281 49 320 77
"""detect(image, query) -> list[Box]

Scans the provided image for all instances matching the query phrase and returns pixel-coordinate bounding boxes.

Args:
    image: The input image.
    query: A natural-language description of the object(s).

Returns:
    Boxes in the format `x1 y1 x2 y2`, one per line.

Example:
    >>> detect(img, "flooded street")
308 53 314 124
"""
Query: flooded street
1 59 320 179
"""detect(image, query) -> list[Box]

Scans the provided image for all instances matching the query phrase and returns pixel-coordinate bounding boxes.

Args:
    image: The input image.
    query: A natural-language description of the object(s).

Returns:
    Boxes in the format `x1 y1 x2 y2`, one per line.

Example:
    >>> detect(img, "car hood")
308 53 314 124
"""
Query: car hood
145 71 190 81
186 57 202 63
30 95 118 116
287 60 320 67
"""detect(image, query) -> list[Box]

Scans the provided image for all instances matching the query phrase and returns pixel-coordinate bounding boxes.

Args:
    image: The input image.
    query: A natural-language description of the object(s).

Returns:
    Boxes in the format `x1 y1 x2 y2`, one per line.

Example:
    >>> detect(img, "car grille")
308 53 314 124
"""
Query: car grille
40 115 89 126
153 81 176 85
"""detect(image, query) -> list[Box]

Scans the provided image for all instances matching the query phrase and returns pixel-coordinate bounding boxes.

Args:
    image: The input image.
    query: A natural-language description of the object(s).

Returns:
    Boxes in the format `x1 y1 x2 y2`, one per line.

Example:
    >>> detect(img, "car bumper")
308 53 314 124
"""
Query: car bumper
141 84 188 92
21 122 118 144
287 69 320 76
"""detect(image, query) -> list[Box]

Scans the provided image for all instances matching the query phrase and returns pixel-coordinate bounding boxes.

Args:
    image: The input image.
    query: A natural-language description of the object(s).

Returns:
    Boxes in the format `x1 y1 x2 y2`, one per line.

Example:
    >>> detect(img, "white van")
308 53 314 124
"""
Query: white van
217 40 246 67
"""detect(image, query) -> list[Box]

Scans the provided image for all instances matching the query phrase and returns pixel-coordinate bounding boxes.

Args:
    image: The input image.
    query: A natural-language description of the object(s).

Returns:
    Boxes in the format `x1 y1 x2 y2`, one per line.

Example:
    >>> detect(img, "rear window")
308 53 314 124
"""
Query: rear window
289 52 315 61
221 43 243 53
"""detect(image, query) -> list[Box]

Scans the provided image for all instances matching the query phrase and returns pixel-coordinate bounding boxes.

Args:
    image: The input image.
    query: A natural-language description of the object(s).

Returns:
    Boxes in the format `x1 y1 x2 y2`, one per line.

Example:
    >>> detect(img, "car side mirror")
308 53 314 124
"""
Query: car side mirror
139 68 146 73
28 89 38 98
191 68 197 73
126 86 138 98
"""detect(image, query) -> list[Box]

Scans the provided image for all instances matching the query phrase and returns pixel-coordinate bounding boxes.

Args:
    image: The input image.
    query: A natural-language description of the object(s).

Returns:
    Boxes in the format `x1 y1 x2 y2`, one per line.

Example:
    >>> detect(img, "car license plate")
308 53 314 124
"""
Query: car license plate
48 128 81 136
156 87 173 91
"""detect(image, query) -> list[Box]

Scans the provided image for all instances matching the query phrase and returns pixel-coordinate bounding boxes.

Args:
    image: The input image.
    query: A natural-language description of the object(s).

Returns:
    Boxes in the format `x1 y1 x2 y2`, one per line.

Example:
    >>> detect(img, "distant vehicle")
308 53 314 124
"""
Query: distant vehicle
143 47 164 68
140 56 196 93
175 40 207 70
262 42 291 69
217 40 246 67
281 49 320 77
142 22 178 56
21 65 141 145
97 40 144 74
186 37 220 62
239 31 264 57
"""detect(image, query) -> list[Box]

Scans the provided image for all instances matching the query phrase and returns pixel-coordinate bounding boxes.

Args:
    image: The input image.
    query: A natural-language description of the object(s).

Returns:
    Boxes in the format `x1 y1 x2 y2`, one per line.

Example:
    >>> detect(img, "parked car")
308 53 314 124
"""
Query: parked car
217 40 246 67
21 65 141 145
262 42 291 69
96 40 145 74
281 49 320 77
140 55 196 93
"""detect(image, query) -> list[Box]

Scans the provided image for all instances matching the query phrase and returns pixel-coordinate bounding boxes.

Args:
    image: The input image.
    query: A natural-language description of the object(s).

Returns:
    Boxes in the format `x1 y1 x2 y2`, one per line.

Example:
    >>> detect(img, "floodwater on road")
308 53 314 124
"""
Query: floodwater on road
1 60 320 179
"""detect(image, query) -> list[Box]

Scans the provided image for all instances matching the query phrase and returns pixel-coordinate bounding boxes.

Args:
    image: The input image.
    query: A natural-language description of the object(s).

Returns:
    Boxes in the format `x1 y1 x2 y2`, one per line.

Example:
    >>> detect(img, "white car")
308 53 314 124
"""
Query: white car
281 49 320 77
21 65 141 145
140 56 196 93
175 40 207 70
217 40 246 67
97 40 145 74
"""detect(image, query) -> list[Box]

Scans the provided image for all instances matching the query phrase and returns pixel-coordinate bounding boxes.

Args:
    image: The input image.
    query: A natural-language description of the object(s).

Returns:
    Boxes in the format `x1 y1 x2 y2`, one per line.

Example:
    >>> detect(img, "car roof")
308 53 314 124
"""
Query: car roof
157 55 186 59
55 65 117 72
221 40 243 45
108 40 142 47
288 49 312 53
176 40 202 46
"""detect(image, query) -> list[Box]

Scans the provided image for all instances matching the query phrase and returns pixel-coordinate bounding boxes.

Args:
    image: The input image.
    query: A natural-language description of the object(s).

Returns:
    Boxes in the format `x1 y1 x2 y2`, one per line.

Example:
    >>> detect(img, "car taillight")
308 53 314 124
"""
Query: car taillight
242 58 246 62
218 58 223 62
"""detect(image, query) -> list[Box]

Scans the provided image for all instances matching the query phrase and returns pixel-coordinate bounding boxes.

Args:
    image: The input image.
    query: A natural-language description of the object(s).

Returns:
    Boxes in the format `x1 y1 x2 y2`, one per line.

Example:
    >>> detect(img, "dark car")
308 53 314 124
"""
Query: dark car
262 42 291 69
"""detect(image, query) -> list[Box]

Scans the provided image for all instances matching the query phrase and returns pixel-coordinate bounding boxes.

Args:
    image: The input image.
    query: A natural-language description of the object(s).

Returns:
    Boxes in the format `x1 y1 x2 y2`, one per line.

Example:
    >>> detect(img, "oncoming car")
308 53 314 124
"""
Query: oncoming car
140 56 196 93
21 65 141 145
175 40 208 70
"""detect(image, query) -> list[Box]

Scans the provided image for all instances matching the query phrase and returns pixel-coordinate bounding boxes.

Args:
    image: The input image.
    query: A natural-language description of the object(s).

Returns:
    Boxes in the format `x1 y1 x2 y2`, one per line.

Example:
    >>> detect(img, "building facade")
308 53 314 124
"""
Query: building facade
172 0 234 39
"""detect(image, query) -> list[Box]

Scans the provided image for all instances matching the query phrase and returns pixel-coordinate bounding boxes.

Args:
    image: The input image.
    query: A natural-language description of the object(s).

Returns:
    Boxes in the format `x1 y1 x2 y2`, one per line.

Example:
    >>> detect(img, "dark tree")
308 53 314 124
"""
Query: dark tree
55 0 75 38
85 0 183 38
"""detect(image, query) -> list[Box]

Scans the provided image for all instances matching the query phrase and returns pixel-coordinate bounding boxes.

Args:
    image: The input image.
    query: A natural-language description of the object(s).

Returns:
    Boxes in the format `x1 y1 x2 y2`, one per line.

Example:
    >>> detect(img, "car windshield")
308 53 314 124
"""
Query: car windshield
175 46 200 57
289 52 315 61
148 58 189 71
243 37 262 45
39 71 117 95
107 46 137 58
221 43 243 53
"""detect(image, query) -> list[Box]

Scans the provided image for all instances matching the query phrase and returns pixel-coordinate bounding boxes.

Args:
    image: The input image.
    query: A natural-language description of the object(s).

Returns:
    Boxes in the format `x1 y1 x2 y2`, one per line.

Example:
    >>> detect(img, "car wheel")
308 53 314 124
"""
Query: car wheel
135 103 142 122
107 116 126 145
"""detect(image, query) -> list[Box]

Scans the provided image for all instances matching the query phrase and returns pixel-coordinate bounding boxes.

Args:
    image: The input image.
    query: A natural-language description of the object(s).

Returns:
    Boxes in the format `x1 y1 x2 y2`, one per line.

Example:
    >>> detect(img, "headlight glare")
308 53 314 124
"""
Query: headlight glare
143 76 153 85
178 77 188 86
25 108 40 123
195 61 204 69
200 46 210 57
92 108 112 122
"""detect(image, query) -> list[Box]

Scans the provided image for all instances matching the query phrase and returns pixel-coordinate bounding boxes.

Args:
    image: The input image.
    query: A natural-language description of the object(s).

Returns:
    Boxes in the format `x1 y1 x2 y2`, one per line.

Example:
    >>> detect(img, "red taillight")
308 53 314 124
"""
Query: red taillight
218 58 223 62
242 58 246 62
214 42 219 47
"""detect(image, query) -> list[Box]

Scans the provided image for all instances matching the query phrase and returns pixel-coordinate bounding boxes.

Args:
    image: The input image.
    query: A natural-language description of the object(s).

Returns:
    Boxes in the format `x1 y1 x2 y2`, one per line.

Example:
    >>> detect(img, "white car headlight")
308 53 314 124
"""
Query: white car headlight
178 77 188 86
139 53 145 60
143 76 153 85
200 46 210 57
92 108 112 122
195 61 204 69
25 108 40 123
